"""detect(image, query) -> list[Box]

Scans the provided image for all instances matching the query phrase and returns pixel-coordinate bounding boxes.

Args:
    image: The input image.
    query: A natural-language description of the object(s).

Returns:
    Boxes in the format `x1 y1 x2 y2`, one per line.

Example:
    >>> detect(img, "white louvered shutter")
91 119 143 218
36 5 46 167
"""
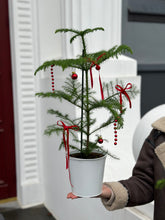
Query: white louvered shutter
8 0 43 207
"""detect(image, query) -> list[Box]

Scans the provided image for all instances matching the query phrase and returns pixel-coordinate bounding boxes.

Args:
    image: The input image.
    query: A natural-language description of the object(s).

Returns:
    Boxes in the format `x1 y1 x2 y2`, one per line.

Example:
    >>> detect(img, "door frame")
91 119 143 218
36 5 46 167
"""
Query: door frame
8 0 44 207
0 0 16 200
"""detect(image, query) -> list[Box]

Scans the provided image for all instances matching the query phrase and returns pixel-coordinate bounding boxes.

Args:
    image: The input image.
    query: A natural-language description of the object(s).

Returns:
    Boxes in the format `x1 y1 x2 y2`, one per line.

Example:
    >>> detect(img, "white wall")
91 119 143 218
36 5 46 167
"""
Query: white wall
37 0 62 62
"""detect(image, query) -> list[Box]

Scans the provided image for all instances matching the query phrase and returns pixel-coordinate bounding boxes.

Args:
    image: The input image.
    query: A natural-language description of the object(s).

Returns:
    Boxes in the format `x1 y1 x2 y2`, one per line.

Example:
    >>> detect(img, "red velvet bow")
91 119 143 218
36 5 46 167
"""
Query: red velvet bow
57 121 79 187
57 121 79 169
115 83 132 113
89 53 106 100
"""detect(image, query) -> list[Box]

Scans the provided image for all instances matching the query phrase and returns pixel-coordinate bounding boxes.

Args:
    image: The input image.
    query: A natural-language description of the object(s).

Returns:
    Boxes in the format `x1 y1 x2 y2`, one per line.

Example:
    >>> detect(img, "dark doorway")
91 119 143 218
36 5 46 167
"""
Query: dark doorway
0 0 16 200
122 0 165 116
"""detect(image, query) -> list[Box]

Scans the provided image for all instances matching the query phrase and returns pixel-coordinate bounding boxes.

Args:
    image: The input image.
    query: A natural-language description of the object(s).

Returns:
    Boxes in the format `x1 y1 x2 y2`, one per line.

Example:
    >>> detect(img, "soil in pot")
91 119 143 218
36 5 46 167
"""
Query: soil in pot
70 152 104 159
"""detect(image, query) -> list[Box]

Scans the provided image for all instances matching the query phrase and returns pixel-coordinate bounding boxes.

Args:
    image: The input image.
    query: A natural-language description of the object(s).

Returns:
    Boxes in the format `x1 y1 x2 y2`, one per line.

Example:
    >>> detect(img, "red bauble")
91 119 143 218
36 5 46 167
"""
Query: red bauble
72 72 78 79
98 136 103 144
95 64 100 70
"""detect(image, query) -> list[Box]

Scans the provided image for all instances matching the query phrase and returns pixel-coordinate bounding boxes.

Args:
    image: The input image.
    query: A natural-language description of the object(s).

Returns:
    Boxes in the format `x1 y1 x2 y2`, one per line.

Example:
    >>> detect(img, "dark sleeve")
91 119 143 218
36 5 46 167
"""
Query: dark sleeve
120 131 155 207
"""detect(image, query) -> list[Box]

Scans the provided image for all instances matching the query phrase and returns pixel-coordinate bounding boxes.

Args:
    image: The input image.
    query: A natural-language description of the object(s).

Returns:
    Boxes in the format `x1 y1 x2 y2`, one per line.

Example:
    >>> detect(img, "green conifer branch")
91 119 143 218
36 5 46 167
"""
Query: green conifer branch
87 45 132 63
44 125 63 136
34 45 132 76
44 124 79 139
47 109 75 125
47 109 90 136
36 91 82 109
80 140 119 159
155 179 165 189
55 27 104 44
103 82 139 102
34 58 86 75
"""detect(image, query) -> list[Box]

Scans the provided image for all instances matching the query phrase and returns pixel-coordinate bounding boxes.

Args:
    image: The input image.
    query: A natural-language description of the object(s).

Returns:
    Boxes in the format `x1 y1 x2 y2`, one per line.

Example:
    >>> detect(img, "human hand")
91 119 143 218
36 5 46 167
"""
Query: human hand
67 184 112 199
67 192 79 199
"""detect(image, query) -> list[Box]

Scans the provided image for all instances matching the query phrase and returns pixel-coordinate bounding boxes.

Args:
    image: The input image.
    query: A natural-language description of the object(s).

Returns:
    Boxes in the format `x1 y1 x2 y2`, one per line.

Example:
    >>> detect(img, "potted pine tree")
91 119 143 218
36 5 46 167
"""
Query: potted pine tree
34 27 138 197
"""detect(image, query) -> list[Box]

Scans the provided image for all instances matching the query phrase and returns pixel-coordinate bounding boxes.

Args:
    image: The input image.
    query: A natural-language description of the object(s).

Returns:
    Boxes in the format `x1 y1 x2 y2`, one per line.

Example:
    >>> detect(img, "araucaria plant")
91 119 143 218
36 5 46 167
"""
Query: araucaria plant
34 27 138 159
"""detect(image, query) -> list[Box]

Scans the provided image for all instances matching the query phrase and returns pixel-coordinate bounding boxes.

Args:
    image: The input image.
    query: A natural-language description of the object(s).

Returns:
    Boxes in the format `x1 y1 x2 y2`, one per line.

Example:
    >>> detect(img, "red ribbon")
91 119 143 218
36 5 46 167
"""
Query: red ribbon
89 53 106 100
115 83 132 113
57 121 79 186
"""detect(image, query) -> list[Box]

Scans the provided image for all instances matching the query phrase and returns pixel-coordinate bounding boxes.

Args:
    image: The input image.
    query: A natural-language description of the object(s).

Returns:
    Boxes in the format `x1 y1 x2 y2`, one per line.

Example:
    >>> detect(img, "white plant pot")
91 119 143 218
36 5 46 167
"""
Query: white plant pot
69 152 107 197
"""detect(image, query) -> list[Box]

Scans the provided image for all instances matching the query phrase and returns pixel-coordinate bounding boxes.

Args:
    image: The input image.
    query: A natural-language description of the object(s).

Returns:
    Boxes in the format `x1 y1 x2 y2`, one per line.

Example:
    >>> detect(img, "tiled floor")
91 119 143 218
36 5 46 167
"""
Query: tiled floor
0 200 56 220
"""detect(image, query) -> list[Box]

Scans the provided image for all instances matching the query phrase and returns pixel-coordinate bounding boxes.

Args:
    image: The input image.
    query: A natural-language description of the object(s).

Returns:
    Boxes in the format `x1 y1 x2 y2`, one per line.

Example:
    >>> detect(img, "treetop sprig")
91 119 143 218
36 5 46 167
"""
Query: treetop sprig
55 27 104 44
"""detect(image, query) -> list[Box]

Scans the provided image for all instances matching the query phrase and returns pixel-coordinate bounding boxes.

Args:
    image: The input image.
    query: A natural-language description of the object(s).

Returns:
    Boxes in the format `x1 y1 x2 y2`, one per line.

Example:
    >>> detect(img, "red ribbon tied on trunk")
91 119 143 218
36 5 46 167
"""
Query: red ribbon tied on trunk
115 83 132 113
89 53 106 100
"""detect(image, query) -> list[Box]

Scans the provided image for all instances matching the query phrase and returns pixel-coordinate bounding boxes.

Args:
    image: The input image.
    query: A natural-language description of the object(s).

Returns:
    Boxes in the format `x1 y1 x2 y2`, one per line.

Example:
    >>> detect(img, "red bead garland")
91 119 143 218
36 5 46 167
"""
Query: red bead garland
50 65 55 92
114 119 118 145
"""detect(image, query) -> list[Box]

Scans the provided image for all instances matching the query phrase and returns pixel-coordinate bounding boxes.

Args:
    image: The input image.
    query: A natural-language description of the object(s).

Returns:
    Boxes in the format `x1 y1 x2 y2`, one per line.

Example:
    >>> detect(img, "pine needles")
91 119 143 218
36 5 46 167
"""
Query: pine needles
155 179 165 189
34 27 138 158
36 75 138 157
34 46 133 75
